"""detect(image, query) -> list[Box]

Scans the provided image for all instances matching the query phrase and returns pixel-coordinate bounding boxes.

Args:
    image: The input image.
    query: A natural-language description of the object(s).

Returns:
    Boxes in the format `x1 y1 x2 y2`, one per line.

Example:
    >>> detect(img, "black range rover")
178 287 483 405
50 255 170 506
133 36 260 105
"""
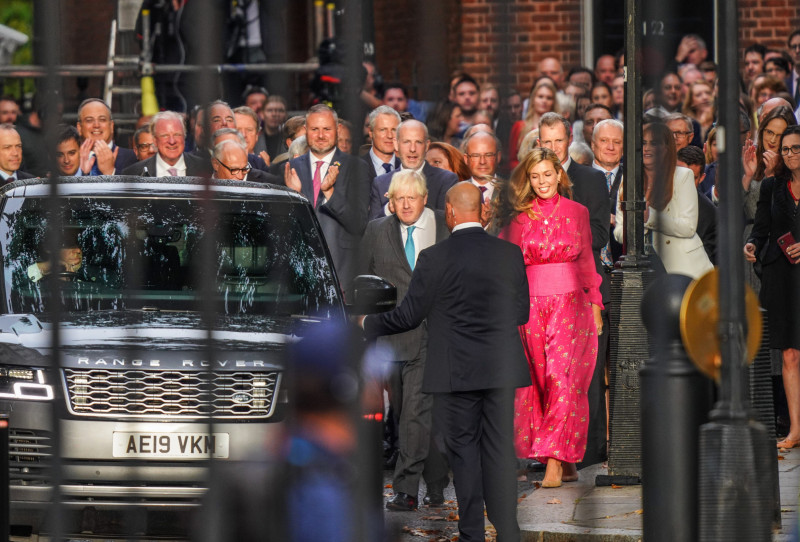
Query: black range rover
0 176 347 537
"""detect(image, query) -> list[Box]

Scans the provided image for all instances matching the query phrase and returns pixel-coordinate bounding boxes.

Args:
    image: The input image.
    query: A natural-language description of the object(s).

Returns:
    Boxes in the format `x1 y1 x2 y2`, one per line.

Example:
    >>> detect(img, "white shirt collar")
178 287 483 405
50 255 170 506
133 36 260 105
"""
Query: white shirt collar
562 156 572 171
401 207 434 231
156 153 187 175
309 149 337 169
452 221 482 232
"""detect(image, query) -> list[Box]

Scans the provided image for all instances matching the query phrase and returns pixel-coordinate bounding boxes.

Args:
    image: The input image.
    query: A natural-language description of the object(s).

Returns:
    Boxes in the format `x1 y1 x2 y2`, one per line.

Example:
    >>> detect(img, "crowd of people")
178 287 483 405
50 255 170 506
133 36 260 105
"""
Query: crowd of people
1 26 800 541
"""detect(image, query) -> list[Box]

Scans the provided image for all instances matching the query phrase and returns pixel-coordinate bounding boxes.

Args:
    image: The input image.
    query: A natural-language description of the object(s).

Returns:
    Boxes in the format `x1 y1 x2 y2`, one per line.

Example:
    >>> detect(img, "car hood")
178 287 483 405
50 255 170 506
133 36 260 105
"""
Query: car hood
0 312 328 371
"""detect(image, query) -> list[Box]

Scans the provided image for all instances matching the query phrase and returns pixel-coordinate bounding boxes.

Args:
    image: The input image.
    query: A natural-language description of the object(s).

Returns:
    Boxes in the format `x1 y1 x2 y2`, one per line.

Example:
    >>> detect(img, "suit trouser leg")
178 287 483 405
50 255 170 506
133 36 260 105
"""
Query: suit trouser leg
582 308 610 467
480 387 521 542
393 351 435 497
435 391 485 542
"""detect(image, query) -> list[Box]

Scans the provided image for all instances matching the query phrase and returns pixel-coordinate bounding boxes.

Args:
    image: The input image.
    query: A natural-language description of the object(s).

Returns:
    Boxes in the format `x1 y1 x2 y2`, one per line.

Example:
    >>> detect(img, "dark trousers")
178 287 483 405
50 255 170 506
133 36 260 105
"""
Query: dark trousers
581 308 610 467
387 350 449 496
434 388 520 542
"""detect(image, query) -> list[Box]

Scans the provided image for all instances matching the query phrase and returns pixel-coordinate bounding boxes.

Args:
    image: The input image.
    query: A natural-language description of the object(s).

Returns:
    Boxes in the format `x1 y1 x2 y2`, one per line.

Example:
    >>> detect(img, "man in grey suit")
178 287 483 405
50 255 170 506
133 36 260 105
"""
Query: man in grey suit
359 169 450 511
368 120 458 220
285 104 371 292
360 182 530 542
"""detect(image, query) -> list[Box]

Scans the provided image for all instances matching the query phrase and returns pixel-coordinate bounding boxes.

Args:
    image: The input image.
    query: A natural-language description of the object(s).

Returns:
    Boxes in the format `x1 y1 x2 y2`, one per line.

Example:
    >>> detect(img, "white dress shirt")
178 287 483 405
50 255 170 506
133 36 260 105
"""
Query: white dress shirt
401 207 436 265
156 154 187 177
309 149 337 203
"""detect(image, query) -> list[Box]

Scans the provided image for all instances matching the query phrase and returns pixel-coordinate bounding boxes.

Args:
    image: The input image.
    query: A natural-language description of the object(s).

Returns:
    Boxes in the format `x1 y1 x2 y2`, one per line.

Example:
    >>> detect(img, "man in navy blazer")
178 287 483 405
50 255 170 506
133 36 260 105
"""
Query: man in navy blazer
361 182 530 542
368 120 458 220
285 104 371 292
75 98 137 175
360 105 402 183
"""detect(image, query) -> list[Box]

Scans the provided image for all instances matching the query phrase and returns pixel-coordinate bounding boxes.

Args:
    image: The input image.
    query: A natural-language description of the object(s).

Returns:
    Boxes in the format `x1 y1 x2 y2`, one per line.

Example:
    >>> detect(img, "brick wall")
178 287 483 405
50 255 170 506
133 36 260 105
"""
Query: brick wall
371 0 800 100
457 0 582 94
738 0 800 51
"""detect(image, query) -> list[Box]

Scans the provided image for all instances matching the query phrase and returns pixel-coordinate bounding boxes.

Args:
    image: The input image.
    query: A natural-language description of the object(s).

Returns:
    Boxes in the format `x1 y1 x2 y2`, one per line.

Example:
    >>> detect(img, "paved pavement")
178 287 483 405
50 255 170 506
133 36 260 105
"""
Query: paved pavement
385 445 800 541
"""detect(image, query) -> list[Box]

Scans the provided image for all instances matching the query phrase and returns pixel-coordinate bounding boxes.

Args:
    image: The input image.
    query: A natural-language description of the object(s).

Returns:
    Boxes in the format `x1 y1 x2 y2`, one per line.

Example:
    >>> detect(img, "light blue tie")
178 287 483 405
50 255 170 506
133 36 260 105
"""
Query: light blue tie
405 226 416 270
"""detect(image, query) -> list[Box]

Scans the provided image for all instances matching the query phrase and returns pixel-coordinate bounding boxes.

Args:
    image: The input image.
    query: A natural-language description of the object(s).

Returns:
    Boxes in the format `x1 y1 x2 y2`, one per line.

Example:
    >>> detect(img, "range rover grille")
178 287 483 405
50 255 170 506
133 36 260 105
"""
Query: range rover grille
63 369 280 419
9 429 52 484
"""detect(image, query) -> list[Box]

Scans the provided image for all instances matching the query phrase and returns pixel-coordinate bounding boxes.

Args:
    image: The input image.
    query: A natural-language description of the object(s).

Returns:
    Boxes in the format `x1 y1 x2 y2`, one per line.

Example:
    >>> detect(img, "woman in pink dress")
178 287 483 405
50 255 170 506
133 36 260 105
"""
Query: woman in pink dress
494 147 603 487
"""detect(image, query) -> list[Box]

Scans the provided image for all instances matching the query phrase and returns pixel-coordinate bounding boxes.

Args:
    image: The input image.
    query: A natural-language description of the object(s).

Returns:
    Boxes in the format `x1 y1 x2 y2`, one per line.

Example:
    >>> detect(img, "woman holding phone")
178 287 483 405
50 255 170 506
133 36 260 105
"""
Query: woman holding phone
744 124 800 449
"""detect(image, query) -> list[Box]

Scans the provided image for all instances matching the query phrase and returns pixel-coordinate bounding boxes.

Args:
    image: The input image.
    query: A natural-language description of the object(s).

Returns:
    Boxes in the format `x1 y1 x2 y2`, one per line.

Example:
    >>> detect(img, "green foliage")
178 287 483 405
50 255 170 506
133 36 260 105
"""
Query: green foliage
0 1 35 99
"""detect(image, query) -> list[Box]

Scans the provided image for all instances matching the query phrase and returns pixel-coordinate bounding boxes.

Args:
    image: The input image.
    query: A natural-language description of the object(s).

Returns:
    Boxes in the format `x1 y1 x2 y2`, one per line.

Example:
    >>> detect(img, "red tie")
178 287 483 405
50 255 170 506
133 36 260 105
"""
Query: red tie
478 185 488 203
313 160 324 206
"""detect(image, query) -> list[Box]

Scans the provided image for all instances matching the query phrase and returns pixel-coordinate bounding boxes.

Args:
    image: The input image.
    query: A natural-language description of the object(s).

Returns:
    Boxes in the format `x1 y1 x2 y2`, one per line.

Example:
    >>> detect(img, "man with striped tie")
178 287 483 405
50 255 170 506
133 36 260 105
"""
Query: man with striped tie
357 169 450 511
462 130 502 226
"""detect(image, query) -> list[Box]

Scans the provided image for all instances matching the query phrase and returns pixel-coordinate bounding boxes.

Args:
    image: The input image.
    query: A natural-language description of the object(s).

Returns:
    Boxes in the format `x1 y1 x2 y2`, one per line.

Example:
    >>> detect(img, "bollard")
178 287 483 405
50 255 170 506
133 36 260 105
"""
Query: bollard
640 274 713 542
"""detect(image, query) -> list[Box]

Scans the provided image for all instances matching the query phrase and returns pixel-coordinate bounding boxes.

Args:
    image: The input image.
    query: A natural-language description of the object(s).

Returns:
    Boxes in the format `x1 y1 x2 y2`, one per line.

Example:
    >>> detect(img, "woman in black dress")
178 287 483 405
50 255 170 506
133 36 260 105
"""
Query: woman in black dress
744 124 800 448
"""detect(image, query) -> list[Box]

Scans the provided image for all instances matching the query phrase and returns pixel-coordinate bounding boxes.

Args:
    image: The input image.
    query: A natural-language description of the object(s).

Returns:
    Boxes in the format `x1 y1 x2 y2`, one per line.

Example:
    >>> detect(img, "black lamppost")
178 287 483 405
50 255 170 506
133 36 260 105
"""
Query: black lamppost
697 2 773 540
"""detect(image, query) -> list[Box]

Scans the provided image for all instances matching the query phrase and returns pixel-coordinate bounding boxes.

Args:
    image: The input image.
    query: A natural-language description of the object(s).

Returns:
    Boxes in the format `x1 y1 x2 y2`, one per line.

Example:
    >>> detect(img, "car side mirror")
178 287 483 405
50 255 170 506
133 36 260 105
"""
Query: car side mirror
347 275 396 315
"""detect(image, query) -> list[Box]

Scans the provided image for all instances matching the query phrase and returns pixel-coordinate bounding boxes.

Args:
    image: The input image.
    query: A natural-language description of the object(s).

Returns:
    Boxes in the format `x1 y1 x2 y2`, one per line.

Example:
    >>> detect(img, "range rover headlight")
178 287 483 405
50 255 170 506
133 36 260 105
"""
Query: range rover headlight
0 366 53 401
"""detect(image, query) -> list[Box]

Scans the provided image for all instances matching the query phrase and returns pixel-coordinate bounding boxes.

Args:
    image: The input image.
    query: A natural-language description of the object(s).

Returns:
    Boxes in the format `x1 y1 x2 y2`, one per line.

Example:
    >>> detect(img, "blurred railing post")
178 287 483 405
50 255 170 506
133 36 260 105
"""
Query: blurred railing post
0 414 9 542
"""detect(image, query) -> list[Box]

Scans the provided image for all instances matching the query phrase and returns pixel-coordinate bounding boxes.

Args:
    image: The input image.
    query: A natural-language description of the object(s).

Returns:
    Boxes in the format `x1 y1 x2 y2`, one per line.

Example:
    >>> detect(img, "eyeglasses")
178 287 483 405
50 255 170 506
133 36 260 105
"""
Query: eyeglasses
763 128 784 140
216 159 252 176
671 131 693 140
136 143 156 152
465 152 498 161
790 43 800 51
780 144 800 156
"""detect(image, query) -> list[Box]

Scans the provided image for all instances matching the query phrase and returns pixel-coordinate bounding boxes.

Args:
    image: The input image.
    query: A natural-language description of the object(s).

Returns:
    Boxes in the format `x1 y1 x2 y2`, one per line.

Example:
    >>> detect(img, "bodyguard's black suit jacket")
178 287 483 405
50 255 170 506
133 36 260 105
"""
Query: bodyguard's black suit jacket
568 160 611 305
358 210 449 361
289 149 371 291
368 163 458 220
120 152 213 177
365 226 531 393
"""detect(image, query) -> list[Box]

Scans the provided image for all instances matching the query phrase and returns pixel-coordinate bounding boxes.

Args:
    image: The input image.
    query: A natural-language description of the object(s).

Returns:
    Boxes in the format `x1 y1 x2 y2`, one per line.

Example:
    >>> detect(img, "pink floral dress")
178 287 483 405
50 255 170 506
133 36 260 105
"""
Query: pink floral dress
501 194 602 464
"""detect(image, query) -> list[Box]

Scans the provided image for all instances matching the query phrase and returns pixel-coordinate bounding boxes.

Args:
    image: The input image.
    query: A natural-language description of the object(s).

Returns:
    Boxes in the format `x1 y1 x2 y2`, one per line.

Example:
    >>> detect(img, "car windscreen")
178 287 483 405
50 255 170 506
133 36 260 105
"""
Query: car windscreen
0 195 341 318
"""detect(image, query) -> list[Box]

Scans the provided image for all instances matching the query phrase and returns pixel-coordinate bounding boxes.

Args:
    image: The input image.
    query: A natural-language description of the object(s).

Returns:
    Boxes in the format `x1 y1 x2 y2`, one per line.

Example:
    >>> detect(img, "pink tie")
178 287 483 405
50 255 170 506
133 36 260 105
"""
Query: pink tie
313 160 324 206
168 167 178 177
478 185 488 203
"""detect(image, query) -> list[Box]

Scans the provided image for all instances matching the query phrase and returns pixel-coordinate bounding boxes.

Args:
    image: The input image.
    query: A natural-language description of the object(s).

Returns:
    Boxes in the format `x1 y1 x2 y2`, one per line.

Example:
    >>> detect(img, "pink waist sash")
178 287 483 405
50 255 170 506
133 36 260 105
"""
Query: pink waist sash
527 262 582 297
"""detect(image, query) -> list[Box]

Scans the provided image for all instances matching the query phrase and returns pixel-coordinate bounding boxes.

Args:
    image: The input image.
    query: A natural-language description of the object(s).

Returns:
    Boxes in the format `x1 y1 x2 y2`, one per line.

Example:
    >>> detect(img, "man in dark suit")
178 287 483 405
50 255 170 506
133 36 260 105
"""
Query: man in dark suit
122 111 212 177
285 104 371 292
75 98 137 175
0 124 35 183
677 146 718 264
360 182 530 542
361 106 401 184
359 169 450 511
540 112 610 467
368 120 458 220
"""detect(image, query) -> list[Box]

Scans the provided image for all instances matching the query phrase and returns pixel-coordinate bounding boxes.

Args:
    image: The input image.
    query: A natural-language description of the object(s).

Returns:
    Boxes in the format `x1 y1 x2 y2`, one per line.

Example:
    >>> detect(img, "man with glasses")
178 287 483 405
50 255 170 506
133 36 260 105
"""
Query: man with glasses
463 130 502 205
132 126 156 162
211 140 258 181
665 113 695 152
122 111 210 177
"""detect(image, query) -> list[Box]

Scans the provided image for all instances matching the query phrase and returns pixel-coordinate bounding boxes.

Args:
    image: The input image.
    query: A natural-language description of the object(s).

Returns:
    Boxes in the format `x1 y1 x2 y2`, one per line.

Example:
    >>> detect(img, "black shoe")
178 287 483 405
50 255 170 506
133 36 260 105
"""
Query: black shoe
422 491 444 506
423 477 448 506
386 492 418 511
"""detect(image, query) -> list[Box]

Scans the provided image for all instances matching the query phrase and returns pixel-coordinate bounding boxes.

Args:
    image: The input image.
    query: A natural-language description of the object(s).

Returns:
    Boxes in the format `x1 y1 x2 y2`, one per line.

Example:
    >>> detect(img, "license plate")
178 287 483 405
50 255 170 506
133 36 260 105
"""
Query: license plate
112 432 230 459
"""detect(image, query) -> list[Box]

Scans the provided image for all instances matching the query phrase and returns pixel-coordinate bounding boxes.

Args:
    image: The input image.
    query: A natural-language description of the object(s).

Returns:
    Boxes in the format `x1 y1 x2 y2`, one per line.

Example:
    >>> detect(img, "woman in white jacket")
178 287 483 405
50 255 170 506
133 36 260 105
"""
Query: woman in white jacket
614 121 714 279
